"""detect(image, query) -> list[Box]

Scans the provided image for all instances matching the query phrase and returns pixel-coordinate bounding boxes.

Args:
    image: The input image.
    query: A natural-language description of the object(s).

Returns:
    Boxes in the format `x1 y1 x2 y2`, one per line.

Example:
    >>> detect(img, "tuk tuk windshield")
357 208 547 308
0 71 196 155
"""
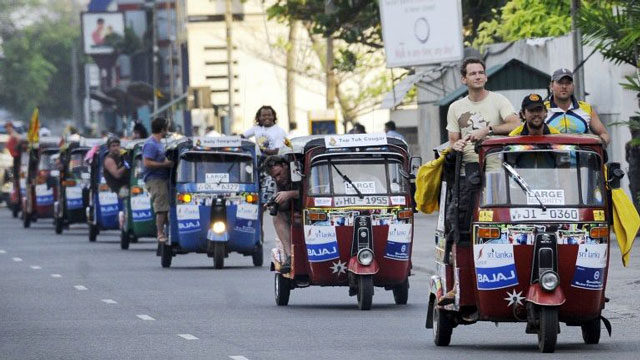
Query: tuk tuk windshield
482 149 604 207
308 156 409 195
177 152 254 183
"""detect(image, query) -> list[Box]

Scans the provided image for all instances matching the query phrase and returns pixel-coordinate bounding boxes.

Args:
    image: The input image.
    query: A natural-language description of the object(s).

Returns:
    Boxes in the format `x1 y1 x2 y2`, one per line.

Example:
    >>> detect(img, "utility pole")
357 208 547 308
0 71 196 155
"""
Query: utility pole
225 0 234 130
571 0 585 99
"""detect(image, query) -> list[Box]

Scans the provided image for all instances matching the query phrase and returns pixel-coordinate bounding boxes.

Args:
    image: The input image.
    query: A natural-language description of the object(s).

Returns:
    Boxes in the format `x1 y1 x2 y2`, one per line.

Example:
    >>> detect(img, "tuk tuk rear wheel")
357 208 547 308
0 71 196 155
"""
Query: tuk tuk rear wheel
213 242 225 269
392 278 410 305
581 318 601 344
357 275 373 310
274 273 290 306
433 303 453 346
160 243 172 268
120 230 130 250
55 217 63 234
89 223 98 242
537 307 558 353
252 244 263 267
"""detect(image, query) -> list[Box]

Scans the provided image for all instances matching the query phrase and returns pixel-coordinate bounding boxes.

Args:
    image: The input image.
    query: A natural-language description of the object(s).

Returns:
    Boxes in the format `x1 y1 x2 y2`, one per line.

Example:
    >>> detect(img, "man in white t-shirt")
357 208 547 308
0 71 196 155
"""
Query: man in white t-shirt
243 106 287 156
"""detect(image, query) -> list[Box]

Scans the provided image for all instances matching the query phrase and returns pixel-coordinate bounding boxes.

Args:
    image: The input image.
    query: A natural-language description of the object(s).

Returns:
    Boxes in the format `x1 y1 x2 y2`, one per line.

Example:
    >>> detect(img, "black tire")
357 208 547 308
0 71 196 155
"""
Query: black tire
538 307 558 353
89 223 98 242
23 212 31 228
393 278 410 305
581 318 601 344
433 303 453 346
120 230 130 250
213 242 225 269
160 243 172 268
54 216 63 234
275 273 290 306
252 244 264 267
357 275 374 310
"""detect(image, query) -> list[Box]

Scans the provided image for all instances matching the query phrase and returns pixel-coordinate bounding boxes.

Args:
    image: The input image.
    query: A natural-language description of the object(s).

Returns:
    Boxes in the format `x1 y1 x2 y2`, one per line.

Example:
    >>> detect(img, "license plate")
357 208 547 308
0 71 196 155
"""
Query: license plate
509 208 579 221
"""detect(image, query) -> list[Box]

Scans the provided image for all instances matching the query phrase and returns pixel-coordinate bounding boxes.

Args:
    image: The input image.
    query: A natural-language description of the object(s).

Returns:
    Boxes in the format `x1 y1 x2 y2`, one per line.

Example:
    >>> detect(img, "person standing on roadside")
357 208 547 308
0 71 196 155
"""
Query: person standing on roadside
545 68 610 144
142 117 173 243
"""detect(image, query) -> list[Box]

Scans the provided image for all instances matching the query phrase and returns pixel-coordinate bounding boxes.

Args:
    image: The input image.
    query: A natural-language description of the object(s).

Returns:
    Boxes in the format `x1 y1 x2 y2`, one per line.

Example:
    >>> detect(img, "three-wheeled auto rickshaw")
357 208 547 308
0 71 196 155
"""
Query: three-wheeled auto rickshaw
53 139 100 234
271 134 420 310
426 134 619 353
159 136 263 268
86 142 123 242
22 137 61 228
119 139 156 250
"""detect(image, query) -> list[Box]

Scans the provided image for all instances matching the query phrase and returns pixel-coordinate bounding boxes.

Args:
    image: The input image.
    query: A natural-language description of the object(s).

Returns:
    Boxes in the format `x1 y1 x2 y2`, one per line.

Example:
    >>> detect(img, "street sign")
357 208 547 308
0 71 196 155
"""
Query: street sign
378 0 464 68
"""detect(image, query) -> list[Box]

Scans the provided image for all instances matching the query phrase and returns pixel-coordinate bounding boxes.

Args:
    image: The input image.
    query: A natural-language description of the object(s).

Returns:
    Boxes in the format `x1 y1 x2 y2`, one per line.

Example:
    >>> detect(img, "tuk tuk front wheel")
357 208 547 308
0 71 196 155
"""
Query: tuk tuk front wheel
252 244 263 267
54 216 63 234
213 242 225 269
120 230 130 250
432 302 453 346
392 278 410 305
537 306 558 353
357 275 374 310
581 317 601 344
160 243 172 268
274 273 290 306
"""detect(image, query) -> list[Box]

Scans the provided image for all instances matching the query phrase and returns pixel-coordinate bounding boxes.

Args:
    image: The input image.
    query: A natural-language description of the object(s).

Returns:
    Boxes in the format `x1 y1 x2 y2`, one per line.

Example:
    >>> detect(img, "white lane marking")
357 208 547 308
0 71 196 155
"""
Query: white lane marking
0 249 6 254
50 274 62 278
136 314 155 321
101 299 117 304
12 257 22 262
74 285 88 291
230 356 250 360
177 334 198 340
30 265 42 270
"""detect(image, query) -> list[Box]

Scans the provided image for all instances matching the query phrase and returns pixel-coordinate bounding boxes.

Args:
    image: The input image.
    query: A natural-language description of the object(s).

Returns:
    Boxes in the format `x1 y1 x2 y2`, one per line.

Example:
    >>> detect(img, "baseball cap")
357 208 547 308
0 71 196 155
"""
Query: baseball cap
552 68 573 82
521 93 545 110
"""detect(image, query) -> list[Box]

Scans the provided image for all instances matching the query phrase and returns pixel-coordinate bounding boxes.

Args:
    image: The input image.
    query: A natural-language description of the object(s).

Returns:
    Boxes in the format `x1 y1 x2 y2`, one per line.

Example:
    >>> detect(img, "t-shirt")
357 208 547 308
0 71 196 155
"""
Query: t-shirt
446 91 515 164
141 136 169 181
243 125 287 151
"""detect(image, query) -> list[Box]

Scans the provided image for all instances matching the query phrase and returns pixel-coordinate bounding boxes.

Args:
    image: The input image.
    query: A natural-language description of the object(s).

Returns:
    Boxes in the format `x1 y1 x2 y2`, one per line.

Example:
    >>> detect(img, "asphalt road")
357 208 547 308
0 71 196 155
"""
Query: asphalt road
1 210 639 360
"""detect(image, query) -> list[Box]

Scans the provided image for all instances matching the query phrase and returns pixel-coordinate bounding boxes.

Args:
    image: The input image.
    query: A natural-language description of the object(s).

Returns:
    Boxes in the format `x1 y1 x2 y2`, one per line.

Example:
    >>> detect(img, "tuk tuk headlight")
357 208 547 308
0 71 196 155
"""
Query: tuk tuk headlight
357 248 374 266
540 271 559 291
212 221 226 234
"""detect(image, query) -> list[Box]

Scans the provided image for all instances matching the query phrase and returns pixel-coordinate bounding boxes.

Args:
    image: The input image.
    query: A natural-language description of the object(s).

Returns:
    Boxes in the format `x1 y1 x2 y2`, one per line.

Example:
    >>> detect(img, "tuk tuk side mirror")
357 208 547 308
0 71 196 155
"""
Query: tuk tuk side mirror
607 162 624 189
290 161 302 183
409 156 422 177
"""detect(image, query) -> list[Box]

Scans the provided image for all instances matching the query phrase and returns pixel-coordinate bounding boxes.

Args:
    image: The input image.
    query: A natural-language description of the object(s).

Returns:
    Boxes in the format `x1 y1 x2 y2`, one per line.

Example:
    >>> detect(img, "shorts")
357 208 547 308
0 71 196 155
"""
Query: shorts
145 178 169 213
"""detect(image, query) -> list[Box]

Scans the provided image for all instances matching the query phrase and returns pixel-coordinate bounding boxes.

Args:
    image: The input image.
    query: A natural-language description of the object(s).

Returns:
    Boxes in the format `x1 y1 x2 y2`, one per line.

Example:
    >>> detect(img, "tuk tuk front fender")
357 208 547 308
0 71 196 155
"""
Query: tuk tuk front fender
347 256 379 275
526 283 566 306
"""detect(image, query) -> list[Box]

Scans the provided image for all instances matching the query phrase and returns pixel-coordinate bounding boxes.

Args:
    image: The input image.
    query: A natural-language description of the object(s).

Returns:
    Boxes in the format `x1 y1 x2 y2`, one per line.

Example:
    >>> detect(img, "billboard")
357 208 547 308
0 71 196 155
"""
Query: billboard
379 0 464 68
81 12 125 55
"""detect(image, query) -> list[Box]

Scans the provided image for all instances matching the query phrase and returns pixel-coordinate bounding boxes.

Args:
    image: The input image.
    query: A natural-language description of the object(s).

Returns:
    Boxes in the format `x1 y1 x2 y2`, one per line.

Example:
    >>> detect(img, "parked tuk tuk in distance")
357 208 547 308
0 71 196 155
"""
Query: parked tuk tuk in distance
22 137 61 228
160 136 262 268
86 141 123 242
8 139 29 218
426 134 620 353
53 138 101 234
119 139 156 250
270 134 421 310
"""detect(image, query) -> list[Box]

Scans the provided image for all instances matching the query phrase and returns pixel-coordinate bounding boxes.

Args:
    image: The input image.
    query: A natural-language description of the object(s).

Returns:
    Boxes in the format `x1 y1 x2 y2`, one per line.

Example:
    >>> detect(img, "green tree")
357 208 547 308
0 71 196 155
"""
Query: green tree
473 0 572 48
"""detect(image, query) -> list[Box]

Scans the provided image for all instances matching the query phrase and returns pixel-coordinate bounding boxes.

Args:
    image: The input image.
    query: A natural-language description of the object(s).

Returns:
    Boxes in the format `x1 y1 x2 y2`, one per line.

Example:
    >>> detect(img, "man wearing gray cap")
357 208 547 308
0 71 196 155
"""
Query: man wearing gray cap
545 68 610 144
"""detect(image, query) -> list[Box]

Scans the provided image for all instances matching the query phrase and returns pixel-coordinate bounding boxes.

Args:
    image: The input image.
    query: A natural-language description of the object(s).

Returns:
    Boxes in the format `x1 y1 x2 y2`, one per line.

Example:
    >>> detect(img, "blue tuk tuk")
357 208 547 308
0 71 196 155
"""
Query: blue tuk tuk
86 142 124 242
159 136 263 268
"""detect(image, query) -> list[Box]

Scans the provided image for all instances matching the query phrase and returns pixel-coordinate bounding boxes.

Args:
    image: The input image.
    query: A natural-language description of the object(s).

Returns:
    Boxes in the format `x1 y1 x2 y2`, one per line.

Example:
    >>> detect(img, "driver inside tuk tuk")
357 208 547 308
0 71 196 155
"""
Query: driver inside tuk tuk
263 155 300 273
103 136 130 198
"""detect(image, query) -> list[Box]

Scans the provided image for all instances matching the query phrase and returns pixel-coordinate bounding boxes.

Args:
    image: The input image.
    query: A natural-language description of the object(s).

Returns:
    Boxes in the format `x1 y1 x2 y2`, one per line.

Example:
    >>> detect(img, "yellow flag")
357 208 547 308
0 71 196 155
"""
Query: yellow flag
27 107 40 145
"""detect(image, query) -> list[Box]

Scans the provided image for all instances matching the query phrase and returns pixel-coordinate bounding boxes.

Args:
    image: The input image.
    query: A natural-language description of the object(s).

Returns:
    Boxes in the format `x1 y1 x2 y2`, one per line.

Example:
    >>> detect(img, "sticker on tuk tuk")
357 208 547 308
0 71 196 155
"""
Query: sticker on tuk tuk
572 244 607 290
304 225 339 262
345 181 376 195
593 210 605 221
314 197 332 207
334 196 389 207
196 183 240 192
390 196 406 205
324 134 387 148
205 173 229 184
526 190 565 205
385 224 412 261
236 203 258 220
474 244 519 290
99 192 119 205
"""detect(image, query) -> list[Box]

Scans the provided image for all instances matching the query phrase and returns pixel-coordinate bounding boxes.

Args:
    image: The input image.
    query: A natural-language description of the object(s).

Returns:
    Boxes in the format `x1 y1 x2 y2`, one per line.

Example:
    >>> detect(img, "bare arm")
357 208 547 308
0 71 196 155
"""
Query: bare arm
589 109 610 144
104 157 126 179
